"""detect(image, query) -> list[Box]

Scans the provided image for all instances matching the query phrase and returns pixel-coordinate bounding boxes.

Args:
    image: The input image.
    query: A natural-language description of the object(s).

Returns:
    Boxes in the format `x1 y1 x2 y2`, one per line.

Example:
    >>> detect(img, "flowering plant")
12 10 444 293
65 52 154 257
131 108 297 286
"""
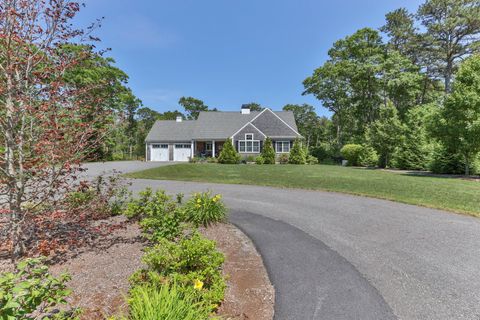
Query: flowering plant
184 192 227 227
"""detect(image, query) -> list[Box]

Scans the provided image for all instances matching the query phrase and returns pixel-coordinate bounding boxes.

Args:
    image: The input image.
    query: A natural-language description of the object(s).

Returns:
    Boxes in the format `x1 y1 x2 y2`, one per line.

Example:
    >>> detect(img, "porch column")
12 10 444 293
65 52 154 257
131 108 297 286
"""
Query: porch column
191 140 194 159
212 140 216 158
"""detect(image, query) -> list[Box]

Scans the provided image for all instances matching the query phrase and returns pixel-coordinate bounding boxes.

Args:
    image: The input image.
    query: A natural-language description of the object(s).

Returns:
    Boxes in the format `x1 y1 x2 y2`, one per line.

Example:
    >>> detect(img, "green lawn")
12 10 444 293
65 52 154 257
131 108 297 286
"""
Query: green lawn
125 163 480 217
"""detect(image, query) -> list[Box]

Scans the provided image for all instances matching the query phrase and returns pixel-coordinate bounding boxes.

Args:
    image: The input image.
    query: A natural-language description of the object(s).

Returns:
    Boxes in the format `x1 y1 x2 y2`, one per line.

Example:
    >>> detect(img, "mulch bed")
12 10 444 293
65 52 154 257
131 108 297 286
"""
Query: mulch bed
1 217 275 320
201 223 275 320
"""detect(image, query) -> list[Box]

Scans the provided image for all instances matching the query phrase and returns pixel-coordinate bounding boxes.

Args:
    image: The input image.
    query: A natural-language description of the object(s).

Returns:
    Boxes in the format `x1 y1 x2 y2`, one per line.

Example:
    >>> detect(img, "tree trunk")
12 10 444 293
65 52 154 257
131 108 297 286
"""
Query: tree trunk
11 217 25 262
445 59 453 93
465 155 470 176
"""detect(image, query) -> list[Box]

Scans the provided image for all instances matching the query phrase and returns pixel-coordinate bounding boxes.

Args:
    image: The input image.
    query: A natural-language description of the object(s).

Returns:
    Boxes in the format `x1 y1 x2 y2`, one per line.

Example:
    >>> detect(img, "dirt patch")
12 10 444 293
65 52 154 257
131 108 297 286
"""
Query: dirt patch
201 223 275 320
49 216 145 319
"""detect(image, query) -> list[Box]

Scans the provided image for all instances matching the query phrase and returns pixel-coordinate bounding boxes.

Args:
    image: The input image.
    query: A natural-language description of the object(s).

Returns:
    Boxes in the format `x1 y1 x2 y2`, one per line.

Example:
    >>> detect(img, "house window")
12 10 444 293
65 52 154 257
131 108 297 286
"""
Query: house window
175 144 191 149
206 143 212 151
239 134 260 153
276 141 290 153
152 144 168 149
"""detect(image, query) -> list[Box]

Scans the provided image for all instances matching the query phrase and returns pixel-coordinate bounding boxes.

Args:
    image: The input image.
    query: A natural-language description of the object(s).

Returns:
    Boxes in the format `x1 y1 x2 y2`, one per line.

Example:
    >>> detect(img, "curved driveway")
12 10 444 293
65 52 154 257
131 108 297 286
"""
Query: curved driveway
84 162 480 319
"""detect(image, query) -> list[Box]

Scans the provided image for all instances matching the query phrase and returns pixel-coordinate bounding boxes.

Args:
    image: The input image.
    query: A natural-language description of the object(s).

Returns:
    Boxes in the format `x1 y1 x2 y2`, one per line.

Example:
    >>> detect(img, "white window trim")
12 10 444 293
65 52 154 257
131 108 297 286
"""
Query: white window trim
239 134 260 153
276 141 291 153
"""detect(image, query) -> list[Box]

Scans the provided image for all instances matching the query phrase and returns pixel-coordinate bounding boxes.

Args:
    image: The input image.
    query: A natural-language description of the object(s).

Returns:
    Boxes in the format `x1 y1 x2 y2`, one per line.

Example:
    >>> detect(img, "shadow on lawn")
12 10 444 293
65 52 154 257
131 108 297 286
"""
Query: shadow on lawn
351 167 480 181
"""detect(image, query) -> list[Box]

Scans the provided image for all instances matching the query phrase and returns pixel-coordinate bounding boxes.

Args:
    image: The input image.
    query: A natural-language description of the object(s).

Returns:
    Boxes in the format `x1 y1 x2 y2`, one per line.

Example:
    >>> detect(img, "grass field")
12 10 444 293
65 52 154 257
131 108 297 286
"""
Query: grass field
125 163 480 217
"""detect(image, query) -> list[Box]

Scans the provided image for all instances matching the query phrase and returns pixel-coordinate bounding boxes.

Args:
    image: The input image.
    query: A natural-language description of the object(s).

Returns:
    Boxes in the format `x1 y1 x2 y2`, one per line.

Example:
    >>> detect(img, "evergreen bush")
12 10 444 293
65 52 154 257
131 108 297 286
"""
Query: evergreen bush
340 144 364 166
359 146 379 167
289 140 307 164
217 138 241 164
255 156 265 165
261 138 275 164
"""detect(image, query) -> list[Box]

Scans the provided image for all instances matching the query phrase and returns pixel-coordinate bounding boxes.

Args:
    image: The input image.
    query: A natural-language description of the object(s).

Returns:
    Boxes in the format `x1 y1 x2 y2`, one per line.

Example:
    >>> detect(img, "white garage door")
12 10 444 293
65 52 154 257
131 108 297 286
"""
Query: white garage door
174 144 191 162
151 144 169 161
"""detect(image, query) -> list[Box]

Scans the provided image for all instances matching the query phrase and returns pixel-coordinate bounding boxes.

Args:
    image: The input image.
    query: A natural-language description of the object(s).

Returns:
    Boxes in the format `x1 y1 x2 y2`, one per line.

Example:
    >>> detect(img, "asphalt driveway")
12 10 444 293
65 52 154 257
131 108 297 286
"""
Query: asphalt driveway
84 162 480 320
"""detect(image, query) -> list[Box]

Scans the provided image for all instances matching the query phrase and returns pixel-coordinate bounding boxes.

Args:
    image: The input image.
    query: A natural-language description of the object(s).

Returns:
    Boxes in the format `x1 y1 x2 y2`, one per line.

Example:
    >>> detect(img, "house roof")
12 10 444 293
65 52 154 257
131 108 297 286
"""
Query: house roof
145 109 300 142
145 120 196 142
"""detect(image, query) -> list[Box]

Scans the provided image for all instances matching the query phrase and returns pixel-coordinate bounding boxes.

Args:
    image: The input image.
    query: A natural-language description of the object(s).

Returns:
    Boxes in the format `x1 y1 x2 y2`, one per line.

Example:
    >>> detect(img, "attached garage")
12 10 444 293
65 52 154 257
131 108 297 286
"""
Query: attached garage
174 143 191 162
150 144 169 161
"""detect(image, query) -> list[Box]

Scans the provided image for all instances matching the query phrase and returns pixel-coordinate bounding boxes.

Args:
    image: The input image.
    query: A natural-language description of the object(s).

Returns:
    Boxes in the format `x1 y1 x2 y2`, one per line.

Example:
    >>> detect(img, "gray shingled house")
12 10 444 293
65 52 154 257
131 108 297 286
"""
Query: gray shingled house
145 106 301 162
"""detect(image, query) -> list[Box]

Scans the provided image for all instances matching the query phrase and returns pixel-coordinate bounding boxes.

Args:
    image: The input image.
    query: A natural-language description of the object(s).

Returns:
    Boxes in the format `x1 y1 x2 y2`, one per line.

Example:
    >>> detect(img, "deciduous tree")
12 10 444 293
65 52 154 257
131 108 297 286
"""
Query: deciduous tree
432 55 480 175
0 0 109 260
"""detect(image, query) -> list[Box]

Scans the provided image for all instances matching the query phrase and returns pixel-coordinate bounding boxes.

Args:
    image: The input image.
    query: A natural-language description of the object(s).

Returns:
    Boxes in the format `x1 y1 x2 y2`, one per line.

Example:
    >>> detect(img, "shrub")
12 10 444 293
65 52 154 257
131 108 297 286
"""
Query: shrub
359 146 379 167
288 140 306 164
0 258 73 320
125 188 182 241
310 143 337 163
218 138 241 164
206 157 217 163
340 144 364 166
255 156 264 165
277 153 289 164
66 174 130 217
306 155 319 165
261 138 275 164
183 192 227 227
429 145 479 174
189 156 200 163
125 284 204 320
133 232 226 314
246 155 255 163
112 152 124 161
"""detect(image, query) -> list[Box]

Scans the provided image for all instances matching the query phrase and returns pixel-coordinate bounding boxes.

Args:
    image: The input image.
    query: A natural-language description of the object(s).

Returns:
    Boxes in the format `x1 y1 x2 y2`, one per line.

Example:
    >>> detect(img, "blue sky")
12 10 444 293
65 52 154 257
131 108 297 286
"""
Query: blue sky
76 0 424 117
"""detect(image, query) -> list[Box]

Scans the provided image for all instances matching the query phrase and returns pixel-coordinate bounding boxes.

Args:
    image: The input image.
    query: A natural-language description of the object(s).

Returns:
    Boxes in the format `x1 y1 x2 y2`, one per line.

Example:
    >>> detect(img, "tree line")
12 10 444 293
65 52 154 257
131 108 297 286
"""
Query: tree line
302 0 480 174
83 0 480 175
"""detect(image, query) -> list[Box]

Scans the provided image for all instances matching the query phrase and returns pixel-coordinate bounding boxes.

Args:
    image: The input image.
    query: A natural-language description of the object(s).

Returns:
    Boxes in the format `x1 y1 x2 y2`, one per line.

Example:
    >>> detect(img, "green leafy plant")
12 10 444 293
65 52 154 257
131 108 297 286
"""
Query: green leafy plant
277 153 289 164
217 138 241 164
183 192 227 227
123 284 205 320
125 188 182 241
65 174 130 217
261 138 275 164
246 155 255 163
132 232 226 314
340 144 364 166
0 258 73 320
206 157 217 164
255 156 265 165
359 145 379 167
176 193 185 204
289 140 307 164
306 155 319 165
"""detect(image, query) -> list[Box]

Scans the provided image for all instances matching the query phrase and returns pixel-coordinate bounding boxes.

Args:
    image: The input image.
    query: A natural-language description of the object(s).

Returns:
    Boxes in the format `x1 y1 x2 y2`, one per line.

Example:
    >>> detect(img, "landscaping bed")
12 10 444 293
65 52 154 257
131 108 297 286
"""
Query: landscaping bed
1 191 274 320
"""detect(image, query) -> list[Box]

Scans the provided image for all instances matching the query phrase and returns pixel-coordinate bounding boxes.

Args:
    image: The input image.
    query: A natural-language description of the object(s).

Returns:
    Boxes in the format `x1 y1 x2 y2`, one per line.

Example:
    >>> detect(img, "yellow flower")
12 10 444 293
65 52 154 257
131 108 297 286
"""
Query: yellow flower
193 279 204 290
196 199 201 203
196 204 201 208
212 197 217 202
